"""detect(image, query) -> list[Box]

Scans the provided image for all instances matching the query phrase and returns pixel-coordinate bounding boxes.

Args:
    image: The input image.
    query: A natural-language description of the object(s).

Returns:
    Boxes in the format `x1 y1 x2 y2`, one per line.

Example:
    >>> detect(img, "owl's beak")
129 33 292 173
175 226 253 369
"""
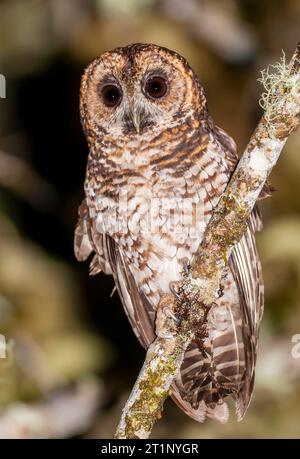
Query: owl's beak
132 109 141 134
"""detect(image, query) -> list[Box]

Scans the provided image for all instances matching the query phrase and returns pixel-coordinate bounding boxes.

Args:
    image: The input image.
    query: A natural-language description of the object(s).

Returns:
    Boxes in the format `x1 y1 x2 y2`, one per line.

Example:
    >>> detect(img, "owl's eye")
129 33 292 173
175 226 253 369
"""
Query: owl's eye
100 84 122 107
144 76 168 99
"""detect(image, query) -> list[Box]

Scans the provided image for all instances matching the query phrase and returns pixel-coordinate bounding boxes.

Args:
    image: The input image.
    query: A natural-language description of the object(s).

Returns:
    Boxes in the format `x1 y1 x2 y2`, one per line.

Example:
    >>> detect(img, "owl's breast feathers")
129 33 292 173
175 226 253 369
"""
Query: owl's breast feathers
75 119 264 423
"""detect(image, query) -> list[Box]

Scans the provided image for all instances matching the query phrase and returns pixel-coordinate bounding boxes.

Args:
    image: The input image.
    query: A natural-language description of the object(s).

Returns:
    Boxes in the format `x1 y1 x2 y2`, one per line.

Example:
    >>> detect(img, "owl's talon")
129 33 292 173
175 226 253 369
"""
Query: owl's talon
217 285 224 298
162 306 180 324
157 331 176 339
169 282 181 300
180 257 190 275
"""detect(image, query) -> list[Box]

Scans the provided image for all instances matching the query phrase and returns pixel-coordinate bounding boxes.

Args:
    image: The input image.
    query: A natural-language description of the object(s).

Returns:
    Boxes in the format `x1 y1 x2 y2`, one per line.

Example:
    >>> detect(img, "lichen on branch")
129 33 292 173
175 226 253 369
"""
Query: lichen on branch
115 332 191 439
259 48 300 138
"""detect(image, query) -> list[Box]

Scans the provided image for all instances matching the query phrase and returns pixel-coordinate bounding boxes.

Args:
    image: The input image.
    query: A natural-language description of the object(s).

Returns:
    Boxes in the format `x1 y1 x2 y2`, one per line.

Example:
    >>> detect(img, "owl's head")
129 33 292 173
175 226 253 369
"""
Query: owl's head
80 44 207 140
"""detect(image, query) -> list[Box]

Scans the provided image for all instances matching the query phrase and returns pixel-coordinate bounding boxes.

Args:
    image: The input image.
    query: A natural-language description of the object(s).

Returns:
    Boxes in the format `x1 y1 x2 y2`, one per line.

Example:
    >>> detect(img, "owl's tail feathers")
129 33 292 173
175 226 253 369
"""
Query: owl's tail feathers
170 386 229 424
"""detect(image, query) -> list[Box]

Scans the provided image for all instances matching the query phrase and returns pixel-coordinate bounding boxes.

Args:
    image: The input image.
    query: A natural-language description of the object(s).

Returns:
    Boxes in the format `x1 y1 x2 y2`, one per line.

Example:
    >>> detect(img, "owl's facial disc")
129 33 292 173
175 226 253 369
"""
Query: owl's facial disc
80 44 205 139
96 72 171 135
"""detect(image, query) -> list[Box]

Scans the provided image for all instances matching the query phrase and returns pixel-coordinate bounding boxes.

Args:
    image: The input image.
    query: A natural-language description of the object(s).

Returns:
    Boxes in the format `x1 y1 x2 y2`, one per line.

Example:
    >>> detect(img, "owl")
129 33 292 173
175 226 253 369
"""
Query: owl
75 44 265 423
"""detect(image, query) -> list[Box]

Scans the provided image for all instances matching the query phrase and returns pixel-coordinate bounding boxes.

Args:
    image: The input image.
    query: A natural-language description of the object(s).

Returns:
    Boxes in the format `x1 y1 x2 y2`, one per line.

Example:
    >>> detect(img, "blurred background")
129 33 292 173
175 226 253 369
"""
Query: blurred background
0 0 300 439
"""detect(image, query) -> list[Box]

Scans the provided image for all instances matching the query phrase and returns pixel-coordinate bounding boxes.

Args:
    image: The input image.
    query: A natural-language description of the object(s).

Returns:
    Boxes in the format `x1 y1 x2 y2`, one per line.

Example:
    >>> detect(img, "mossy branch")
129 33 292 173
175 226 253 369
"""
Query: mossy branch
115 43 300 439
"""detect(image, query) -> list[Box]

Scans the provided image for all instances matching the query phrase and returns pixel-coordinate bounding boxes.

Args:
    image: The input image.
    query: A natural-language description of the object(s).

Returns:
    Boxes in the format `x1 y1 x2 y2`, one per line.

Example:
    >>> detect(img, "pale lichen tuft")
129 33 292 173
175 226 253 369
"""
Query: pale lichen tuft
258 51 300 138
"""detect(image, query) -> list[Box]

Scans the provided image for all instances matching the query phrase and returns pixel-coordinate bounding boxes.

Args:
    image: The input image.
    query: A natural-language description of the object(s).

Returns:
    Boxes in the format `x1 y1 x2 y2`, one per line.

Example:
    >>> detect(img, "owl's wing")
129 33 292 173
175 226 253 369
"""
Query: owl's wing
230 205 264 419
216 124 265 417
106 240 156 347
74 199 155 346
74 199 94 262
74 199 112 275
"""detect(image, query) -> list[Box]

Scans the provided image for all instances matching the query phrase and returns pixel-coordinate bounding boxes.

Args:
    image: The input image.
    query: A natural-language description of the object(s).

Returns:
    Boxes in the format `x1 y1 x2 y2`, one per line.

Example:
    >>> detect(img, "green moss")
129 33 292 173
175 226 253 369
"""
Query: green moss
123 347 184 438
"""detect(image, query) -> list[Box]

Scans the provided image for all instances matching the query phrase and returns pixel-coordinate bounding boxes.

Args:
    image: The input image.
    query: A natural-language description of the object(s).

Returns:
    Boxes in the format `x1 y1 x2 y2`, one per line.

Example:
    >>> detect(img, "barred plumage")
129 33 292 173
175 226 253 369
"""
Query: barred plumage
75 44 265 423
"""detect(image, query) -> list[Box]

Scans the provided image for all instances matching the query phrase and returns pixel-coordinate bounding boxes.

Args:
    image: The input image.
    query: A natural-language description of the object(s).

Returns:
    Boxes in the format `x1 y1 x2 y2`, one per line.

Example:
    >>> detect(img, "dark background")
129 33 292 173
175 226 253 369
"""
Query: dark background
0 0 300 438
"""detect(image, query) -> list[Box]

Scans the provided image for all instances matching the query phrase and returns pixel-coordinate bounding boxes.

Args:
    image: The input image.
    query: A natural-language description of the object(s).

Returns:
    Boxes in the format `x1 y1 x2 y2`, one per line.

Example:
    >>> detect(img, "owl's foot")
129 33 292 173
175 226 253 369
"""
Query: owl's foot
155 294 180 339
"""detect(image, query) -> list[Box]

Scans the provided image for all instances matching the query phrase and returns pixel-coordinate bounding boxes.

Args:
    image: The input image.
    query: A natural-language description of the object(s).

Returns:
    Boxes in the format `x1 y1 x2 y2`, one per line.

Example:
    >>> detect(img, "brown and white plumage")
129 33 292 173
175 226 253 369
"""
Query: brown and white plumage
74 44 265 423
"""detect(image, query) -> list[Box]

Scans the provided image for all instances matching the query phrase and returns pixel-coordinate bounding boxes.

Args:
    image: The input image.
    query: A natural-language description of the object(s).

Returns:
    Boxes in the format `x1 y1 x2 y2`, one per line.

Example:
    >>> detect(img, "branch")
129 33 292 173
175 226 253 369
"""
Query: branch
115 43 300 439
